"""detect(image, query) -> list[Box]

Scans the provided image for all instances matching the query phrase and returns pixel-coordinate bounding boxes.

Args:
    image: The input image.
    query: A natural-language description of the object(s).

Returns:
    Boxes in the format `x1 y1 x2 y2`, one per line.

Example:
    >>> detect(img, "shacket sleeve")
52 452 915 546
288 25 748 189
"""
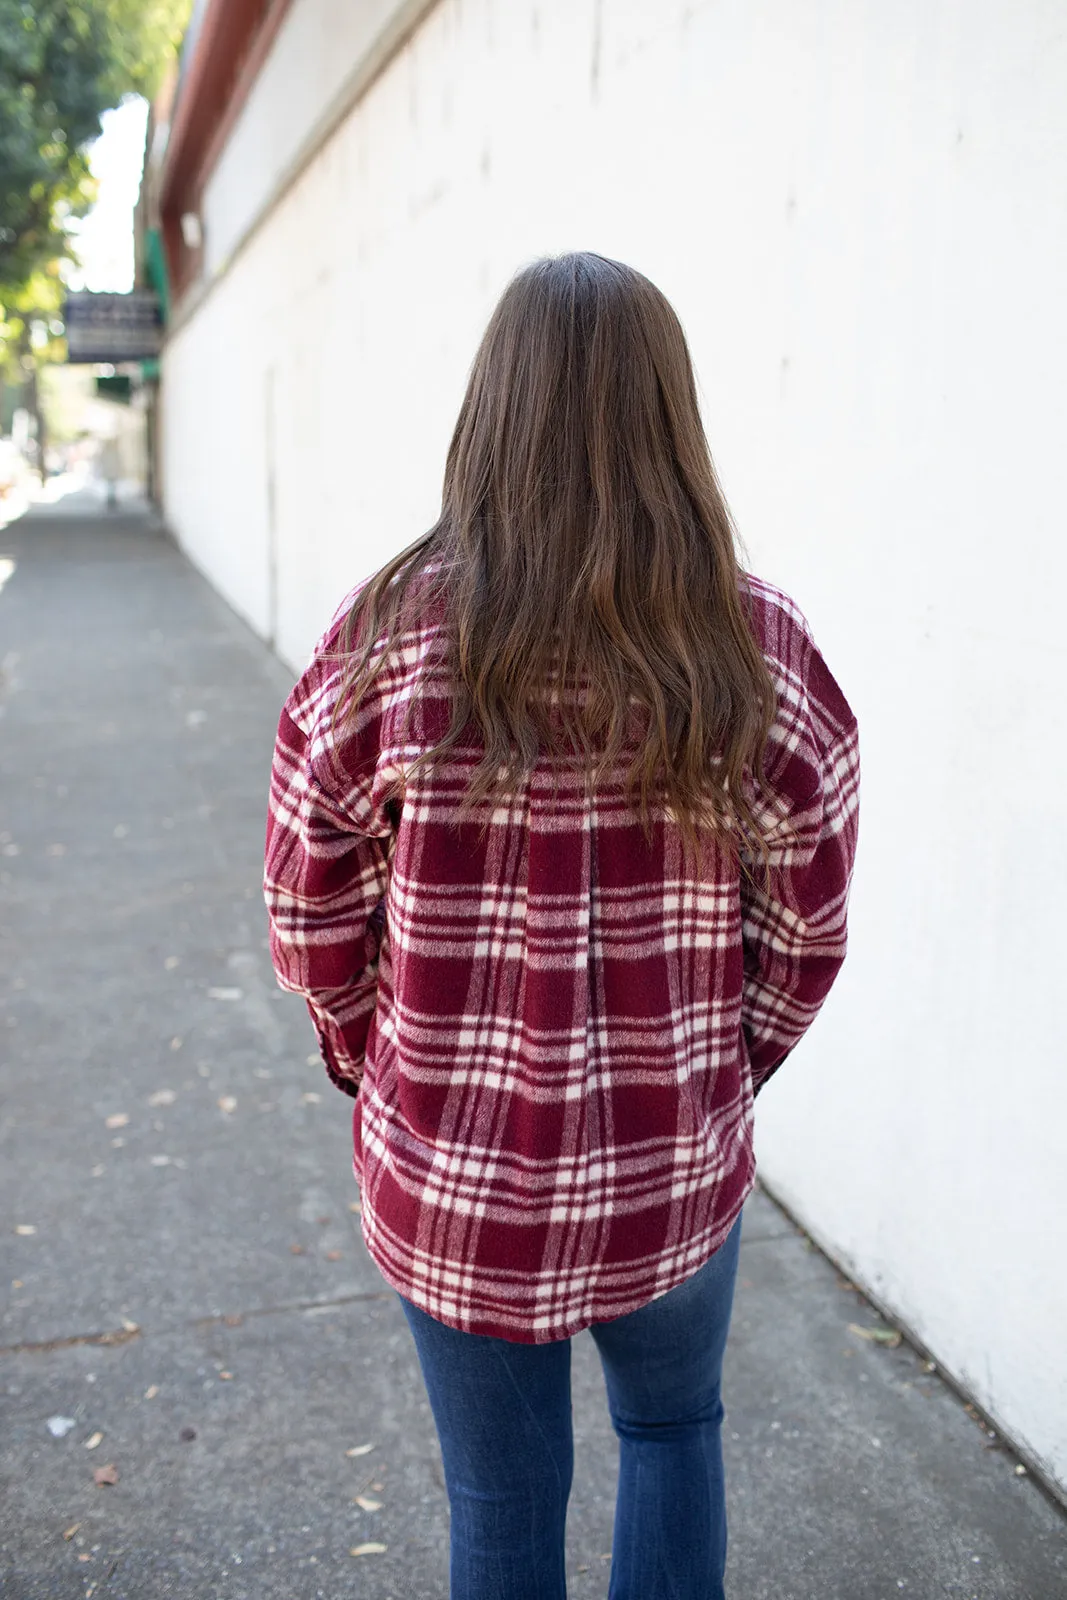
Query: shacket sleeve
263 692 393 1099
739 642 860 1095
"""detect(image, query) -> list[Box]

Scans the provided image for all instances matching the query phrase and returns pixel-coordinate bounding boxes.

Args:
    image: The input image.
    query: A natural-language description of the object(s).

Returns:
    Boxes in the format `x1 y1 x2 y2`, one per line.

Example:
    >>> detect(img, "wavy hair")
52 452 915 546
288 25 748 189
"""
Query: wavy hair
333 251 777 859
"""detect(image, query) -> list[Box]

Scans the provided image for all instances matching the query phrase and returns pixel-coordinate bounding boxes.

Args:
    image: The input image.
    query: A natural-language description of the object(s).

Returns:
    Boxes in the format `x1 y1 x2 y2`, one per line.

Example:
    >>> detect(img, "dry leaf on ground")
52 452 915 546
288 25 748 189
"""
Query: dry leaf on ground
847 1321 902 1348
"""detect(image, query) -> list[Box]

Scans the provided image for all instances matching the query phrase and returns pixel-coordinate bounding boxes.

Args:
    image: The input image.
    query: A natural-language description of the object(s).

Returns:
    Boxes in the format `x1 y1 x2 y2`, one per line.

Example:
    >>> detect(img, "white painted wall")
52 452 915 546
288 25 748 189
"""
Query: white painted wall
162 0 1067 1490
201 0 435 276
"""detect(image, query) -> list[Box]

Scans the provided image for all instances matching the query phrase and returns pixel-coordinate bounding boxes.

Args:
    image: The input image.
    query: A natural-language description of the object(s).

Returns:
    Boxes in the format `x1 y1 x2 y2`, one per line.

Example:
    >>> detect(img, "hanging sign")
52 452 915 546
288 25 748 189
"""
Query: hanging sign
64 290 163 364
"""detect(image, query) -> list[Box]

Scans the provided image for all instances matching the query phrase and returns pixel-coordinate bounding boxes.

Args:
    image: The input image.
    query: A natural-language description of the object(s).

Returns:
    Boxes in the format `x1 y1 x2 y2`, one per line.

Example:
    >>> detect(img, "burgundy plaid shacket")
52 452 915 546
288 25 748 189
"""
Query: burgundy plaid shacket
264 575 859 1342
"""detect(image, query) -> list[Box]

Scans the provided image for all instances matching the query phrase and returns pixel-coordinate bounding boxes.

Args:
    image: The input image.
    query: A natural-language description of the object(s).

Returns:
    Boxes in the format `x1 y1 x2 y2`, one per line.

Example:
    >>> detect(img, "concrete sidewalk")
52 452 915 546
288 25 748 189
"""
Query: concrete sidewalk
1 504 1064 1600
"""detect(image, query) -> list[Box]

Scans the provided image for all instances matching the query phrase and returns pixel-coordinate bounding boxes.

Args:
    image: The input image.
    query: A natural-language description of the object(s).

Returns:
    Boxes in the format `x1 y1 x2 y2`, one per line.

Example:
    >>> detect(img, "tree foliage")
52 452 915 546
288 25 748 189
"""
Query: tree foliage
0 264 66 368
0 0 191 298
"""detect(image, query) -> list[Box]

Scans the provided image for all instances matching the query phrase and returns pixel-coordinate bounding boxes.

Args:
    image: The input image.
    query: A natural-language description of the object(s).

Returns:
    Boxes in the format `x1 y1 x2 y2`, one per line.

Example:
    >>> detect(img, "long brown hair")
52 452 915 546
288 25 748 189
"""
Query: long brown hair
333 251 776 857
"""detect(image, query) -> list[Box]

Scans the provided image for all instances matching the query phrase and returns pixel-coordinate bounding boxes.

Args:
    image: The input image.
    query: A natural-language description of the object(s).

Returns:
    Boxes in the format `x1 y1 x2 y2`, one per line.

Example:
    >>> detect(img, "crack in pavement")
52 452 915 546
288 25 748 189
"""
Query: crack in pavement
0 1324 142 1357
189 1288 393 1331
0 1289 394 1357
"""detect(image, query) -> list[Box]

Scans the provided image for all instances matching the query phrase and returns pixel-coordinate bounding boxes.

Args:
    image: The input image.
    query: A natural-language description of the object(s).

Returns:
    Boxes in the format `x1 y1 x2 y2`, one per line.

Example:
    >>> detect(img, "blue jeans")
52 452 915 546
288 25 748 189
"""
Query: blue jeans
399 1215 742 1600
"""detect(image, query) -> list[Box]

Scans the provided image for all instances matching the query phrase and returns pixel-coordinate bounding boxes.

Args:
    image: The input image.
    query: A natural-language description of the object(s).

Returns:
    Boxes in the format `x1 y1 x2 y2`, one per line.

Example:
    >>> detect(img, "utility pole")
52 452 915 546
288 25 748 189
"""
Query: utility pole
22 336 46 483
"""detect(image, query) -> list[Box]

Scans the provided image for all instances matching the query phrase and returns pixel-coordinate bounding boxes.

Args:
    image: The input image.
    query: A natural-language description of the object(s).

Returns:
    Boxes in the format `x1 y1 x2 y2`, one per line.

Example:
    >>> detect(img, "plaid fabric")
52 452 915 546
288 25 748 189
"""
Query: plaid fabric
264 574 859 1342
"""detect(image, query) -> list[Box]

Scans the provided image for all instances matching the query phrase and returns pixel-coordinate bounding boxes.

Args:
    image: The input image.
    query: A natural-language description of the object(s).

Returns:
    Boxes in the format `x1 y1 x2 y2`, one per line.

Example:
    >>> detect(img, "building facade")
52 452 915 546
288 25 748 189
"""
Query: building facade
156 0 1067 1496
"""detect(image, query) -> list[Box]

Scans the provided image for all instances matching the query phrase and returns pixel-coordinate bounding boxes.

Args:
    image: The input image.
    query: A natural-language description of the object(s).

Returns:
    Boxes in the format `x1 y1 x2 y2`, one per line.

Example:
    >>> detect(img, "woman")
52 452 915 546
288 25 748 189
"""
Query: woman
264 252 859 1599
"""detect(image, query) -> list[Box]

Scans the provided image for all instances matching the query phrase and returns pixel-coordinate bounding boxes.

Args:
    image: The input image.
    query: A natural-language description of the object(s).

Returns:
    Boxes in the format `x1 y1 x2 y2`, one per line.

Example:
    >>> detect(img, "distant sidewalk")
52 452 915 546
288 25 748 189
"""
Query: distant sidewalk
0 469 151 533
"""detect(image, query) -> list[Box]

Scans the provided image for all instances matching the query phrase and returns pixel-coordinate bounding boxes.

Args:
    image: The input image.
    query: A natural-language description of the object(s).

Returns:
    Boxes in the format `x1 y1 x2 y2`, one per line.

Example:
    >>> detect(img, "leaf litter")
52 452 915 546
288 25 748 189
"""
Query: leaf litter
848 1321 902 1349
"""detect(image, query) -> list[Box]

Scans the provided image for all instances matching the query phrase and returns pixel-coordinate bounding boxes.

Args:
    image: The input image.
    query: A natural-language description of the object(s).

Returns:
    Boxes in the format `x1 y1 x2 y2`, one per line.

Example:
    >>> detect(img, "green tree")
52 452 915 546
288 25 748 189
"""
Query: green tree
0 0 189 465
0 0 190 296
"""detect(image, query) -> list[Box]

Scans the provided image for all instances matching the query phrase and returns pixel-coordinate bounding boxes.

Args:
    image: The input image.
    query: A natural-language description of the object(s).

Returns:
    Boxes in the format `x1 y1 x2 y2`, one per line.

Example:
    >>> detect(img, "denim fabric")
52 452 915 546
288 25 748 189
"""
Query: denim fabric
398 1215 742 1599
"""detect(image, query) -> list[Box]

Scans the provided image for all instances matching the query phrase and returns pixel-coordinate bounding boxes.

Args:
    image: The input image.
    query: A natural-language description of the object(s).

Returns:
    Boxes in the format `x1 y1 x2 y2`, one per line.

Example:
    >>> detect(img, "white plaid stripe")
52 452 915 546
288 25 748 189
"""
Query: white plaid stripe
264 574 859 1340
